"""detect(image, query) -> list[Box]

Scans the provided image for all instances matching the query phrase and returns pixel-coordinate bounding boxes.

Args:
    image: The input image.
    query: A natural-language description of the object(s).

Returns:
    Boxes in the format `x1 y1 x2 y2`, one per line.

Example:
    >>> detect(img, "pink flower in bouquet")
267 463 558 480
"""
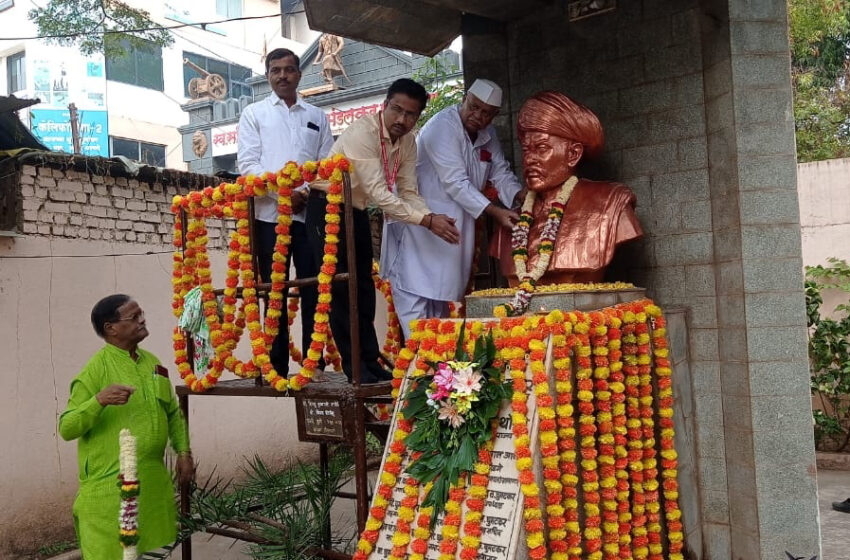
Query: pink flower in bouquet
434 362 455 391
428 384 451 402
438 401 465 428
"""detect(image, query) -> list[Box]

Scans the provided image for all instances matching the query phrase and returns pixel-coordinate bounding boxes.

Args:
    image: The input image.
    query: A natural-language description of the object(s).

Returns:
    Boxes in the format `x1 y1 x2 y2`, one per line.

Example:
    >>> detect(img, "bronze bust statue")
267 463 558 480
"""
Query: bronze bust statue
492 91 643 286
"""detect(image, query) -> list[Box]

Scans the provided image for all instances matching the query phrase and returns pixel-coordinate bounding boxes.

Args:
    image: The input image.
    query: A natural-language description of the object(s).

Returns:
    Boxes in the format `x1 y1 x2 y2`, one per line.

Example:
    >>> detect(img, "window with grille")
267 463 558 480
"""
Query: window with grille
110 136 167 167
106 39 164 91
7 51 25 93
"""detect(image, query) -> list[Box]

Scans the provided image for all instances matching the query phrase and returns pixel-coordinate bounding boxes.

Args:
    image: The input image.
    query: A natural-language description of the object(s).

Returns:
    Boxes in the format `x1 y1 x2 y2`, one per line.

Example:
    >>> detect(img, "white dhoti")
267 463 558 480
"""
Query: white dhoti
390 282 451 339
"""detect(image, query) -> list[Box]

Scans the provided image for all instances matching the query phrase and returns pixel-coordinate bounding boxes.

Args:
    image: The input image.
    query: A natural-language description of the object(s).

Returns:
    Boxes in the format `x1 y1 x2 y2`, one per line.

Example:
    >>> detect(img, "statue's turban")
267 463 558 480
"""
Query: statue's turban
517 91 604 160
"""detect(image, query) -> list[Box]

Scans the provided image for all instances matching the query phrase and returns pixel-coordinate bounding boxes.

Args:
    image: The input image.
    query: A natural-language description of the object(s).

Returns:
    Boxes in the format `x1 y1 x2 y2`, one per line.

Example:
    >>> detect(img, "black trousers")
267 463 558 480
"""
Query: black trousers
305 193 391 383
253 219 320 375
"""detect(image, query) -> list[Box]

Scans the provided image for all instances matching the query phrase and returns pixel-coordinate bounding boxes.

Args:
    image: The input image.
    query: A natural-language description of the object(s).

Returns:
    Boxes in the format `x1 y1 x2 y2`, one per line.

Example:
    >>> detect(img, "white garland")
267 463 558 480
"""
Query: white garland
119 428 139 560
513 176 578 282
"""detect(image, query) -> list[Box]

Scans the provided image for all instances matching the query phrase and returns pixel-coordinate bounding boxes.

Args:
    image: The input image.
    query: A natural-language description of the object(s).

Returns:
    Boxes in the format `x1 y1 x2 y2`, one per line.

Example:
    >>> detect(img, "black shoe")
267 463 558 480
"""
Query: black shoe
360 360 393 384
832 498 850 513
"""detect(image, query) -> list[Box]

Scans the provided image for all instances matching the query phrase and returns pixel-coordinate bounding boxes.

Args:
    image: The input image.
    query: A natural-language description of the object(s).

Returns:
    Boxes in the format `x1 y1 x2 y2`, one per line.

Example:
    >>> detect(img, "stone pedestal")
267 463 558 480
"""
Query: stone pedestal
464 288 647 318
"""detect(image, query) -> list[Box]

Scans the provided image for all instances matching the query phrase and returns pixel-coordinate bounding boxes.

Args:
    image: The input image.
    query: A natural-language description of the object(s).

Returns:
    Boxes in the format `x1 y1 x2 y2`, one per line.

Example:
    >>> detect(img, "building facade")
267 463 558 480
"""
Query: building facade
178 36 461 175
0 0 315 170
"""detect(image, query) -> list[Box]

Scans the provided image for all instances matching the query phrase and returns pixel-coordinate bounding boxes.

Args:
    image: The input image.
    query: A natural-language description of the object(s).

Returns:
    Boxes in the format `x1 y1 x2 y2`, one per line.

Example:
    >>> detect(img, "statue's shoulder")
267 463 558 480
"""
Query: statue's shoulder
576 178 630 192
574 178 637 206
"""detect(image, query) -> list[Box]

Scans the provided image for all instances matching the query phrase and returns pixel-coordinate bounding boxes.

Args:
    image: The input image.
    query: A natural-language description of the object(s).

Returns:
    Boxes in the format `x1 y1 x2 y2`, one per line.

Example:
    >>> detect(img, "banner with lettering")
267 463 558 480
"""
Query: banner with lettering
30 108 109 157
211 123 239 156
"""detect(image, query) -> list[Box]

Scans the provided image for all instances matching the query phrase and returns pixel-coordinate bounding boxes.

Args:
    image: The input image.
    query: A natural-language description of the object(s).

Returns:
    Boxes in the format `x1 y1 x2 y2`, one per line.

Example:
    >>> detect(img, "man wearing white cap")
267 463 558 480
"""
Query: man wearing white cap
381 78 523 337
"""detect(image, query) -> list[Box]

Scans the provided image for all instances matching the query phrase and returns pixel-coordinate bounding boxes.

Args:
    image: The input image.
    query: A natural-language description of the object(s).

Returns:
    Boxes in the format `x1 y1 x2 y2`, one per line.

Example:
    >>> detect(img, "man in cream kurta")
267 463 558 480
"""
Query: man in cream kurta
307 78 459 381
381 79 522 337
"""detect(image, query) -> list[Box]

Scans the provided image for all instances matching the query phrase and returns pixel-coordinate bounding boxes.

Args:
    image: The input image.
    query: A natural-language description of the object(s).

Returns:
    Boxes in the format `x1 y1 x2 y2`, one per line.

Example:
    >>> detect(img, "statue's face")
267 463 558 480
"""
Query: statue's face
520 131 579 192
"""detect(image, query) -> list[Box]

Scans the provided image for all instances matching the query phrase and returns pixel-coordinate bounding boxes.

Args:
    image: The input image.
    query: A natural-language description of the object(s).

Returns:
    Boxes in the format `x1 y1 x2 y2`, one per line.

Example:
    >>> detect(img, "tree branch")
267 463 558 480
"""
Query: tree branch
205 526 271 545
247 512 290 533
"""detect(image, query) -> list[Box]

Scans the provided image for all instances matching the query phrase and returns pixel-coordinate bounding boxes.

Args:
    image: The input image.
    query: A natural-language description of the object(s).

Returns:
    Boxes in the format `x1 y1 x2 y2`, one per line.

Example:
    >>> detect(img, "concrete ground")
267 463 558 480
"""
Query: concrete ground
816 469 850 560
162 468 850 560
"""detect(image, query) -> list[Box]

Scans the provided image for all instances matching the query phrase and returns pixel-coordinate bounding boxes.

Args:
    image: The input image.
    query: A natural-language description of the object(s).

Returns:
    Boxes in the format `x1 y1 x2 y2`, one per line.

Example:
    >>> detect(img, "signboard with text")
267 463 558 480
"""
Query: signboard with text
295 396 348 443
211 123 239 156
30 109 109 157
325 95 385 136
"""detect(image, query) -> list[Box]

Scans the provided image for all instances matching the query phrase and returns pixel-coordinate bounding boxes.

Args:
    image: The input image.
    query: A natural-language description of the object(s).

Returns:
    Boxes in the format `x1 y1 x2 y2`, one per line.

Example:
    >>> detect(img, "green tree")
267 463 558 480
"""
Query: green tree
788 0 850 162
806 258 850 452
28 0 172 59
412 54 464 129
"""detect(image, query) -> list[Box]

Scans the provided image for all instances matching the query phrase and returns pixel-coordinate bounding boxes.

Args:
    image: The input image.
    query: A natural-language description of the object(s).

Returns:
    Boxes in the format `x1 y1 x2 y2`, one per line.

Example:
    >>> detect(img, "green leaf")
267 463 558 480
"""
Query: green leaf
473 335 487 366
455 320 468 361
402 396 428 419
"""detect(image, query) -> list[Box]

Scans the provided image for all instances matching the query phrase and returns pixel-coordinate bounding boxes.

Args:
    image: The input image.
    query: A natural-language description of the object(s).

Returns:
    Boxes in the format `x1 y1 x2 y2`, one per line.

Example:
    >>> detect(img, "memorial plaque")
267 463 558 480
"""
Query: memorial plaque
297 398 346 442
370 339 548 560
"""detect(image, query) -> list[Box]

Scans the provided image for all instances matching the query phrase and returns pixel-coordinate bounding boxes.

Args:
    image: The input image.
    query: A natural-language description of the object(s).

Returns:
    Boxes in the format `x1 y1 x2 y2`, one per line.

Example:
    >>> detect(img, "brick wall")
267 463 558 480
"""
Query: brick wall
14 163 226 246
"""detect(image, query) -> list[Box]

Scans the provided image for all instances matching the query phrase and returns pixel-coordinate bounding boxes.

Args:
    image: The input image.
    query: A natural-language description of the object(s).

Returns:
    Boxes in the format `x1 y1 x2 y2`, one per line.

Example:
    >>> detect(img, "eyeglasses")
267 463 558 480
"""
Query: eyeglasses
113 311 145 323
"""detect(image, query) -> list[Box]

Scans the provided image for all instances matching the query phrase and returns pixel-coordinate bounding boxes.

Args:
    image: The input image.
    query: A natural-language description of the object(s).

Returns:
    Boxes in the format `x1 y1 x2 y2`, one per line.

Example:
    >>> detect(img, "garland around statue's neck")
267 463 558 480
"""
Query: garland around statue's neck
495 175 579 317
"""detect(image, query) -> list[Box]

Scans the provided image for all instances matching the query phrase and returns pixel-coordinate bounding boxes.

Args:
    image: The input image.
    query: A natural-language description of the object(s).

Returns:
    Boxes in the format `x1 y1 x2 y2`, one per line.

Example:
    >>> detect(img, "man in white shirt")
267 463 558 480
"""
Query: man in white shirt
381 79 523 338
307 78 460 383
238 48 334 376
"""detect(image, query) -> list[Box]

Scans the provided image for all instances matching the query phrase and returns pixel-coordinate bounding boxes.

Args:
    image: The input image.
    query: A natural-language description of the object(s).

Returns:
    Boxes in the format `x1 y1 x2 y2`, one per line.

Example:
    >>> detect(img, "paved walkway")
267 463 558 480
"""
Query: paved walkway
817 469 850 560
166 468 850 560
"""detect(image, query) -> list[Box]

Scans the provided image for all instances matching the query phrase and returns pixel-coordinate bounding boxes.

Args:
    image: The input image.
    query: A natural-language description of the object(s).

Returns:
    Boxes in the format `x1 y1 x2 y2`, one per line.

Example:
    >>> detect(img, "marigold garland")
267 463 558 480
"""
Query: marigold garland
387 473 419 560
286 293 343 371
408 481 435 560
529 318 569 560
507 317 549 560
352 417 413 560
221 209 255 379
438 484 466 560
289 156 349 390
458 438 495 560
648 306 685 560
548 313 582 560
373 261 402 361
589 311 620 560
634 307 663 560
353 300 686 560
171 157 350 392
606 311 633 558
622 315 649 559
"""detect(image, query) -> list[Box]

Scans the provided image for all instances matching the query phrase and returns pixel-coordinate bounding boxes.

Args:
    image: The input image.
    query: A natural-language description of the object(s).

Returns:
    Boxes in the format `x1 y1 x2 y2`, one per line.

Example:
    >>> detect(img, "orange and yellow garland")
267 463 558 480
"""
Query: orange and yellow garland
171 156 350 392
372 261 403 362
355 299 686 560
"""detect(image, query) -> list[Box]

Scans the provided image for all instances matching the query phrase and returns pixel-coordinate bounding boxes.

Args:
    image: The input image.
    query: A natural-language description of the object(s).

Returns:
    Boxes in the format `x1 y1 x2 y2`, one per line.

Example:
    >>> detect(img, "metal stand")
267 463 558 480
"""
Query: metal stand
177 172 392 560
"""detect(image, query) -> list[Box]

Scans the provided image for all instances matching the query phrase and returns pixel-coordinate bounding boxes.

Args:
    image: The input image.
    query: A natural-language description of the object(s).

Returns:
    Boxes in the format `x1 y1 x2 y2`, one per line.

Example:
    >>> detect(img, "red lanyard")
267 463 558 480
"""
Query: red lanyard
378 111 401 192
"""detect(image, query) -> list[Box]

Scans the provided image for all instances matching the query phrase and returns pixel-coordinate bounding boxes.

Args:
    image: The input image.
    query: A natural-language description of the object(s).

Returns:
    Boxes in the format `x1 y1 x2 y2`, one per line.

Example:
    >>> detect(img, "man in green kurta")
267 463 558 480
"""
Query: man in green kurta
60 294 194 559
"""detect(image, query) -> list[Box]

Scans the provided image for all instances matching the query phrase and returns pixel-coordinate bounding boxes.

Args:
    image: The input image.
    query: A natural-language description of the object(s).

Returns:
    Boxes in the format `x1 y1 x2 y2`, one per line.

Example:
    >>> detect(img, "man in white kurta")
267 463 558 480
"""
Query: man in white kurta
381 79 523 337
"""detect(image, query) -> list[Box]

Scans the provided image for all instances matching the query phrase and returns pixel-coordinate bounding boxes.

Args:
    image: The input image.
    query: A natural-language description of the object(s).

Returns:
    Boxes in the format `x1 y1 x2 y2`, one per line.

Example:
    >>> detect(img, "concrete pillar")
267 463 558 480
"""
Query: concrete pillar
700 1 820 558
